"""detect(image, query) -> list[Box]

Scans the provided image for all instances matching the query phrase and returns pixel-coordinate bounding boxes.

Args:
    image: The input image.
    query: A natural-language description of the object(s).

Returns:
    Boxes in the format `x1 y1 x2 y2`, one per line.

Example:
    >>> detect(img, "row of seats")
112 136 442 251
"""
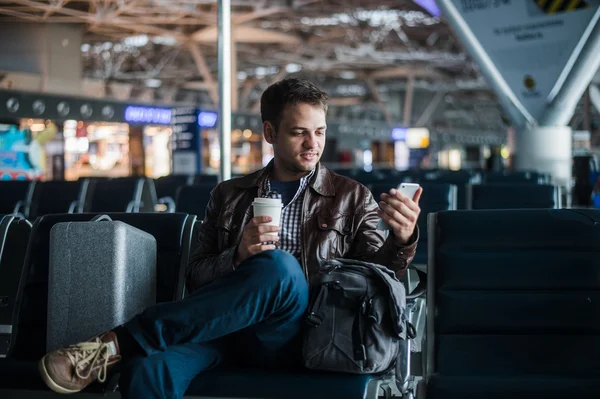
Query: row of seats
148 169 556 217
369 183 561 211
0 178 217 220
0 215 31 356
151 180 561 270
127 178 564 271
0 176 561 284
0 212 389 398
420 209 600 398
0 178 155 218
335 168 551 185
2 209 598 398
338 169 551 210
0 169 558 221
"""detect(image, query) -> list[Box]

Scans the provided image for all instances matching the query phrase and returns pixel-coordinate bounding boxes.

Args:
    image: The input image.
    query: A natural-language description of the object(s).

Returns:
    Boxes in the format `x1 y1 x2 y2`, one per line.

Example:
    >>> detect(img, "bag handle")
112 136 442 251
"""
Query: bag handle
352 298 368 362
91 215 112 222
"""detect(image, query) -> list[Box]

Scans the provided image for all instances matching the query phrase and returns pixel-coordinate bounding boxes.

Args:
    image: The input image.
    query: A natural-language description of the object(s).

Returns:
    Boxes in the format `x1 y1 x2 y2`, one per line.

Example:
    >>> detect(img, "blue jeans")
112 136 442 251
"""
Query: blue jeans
119 250 309 399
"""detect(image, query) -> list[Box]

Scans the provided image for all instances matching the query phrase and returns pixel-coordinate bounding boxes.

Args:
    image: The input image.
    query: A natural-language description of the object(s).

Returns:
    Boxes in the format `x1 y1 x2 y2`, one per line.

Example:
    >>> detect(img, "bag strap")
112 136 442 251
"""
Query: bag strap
369 265 405 337
352 298 368 362
305 283 330 327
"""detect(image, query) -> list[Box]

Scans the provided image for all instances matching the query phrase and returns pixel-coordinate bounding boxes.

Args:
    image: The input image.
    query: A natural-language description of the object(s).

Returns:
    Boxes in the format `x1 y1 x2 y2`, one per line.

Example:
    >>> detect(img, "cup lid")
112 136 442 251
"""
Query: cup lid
253 197 282 205
253 203 283 208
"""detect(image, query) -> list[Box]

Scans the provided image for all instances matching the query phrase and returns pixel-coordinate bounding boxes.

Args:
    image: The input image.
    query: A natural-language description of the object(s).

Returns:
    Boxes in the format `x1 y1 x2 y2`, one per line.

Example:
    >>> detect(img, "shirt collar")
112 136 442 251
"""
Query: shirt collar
260 167 315 198
236 160 335 197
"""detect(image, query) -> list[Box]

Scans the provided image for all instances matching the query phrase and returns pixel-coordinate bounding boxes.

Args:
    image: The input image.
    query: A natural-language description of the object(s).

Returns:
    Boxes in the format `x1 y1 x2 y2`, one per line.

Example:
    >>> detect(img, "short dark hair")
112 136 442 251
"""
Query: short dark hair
260 78 328 130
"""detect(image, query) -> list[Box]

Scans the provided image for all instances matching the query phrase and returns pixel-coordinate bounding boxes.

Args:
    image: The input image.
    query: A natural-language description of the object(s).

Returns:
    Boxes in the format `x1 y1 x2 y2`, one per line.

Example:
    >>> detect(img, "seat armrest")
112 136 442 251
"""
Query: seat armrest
12 200 24 216
126 200 139 213
68 200 79 213
416 379 427 399
406 268 427 300
395 338 413 396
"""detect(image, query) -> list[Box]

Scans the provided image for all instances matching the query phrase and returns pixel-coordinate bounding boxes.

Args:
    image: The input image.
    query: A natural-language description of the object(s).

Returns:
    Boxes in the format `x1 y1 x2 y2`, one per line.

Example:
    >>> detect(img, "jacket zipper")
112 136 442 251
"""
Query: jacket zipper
300 184 309 281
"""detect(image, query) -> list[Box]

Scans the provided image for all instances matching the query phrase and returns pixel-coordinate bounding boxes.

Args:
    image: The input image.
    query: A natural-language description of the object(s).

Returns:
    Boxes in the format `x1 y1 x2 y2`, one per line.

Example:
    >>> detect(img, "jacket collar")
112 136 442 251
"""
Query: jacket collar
235 160 335 197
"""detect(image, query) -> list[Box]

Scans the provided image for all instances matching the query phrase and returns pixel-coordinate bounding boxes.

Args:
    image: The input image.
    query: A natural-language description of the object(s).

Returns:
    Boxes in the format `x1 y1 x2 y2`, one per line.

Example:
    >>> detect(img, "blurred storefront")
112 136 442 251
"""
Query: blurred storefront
66 104 173 180
63 120 131 180
0 119 62 180
433 130 507 171
326 122 395 171
200 112 265 176
0 90 174 180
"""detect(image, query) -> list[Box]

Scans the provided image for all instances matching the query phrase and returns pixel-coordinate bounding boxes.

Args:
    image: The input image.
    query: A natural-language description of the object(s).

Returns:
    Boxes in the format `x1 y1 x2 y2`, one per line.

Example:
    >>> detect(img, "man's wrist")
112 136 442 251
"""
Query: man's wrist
392 228 417 246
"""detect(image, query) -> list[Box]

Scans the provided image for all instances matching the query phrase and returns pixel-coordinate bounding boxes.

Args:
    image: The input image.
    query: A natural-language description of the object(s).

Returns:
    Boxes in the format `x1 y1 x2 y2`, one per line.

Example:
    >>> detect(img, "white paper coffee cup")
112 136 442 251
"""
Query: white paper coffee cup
252 198 283 232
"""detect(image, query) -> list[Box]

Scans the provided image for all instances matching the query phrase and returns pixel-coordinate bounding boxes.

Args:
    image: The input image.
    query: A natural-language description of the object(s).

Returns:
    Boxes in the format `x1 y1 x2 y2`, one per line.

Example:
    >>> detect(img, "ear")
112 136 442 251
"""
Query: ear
263 121 276 144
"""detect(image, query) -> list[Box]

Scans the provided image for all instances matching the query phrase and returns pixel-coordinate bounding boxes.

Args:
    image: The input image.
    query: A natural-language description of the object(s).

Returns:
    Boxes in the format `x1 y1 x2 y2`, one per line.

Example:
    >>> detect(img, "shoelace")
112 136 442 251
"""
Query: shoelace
60 337 116 383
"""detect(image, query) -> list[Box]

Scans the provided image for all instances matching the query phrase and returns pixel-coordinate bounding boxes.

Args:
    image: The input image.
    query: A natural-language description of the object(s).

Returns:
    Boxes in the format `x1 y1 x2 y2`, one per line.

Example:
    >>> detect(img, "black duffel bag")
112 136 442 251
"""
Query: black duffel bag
303 258 414 374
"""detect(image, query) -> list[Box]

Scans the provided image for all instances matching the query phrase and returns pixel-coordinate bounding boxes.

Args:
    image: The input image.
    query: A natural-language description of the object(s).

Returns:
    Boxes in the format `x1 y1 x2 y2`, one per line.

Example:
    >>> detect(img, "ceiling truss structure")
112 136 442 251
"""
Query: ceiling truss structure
0 0 508 132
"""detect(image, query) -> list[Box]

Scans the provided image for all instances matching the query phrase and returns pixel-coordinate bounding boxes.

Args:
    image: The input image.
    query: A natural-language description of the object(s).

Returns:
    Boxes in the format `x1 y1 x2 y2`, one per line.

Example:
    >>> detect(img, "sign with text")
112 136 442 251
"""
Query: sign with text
449 0 600 122
171 107 200 174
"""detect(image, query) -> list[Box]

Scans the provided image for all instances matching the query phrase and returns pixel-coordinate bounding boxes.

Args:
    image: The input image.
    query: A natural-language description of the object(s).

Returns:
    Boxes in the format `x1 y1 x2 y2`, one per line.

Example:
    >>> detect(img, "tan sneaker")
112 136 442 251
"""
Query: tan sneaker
38 331 121 394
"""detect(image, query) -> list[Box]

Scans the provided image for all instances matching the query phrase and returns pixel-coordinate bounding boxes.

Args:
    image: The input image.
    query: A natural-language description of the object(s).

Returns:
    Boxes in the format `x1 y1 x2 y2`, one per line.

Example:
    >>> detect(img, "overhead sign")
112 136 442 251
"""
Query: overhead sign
124 106 172 125
443 0 600 124
198 111 218 128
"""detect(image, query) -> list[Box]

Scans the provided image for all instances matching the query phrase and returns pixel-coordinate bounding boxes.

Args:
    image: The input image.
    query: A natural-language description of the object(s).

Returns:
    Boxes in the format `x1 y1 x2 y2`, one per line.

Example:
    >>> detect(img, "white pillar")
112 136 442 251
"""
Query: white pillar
217 0 232 182
514 126 572 188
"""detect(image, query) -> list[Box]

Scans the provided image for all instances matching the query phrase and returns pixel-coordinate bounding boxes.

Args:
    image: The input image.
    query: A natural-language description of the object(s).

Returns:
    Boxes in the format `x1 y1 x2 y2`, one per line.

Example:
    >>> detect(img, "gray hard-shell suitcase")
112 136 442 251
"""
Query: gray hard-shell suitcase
46 215 157 351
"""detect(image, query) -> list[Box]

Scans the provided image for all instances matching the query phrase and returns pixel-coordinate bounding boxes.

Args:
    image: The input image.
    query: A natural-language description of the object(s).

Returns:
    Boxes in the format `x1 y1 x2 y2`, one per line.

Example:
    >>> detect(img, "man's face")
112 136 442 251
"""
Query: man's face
264 103 327 178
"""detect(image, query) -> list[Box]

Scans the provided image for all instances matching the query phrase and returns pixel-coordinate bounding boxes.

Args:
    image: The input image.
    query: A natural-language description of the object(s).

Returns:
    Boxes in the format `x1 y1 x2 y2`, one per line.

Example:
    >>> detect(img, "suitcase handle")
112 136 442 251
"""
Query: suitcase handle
91 215 113 222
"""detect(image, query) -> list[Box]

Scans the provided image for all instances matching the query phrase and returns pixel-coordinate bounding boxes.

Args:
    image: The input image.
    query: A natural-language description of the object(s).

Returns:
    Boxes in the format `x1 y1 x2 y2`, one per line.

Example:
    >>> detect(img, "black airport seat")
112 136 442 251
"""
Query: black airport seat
422 209 600 399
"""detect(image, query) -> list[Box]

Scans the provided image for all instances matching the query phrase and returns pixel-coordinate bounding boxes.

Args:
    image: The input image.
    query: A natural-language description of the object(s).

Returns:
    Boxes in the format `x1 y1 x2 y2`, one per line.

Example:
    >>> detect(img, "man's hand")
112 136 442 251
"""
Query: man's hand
377 187 423 245
234 216 280 266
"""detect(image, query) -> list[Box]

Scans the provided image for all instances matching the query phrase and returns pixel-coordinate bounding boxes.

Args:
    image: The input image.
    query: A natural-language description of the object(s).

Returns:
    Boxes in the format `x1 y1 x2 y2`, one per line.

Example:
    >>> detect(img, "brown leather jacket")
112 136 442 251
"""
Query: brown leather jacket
186 163 418 293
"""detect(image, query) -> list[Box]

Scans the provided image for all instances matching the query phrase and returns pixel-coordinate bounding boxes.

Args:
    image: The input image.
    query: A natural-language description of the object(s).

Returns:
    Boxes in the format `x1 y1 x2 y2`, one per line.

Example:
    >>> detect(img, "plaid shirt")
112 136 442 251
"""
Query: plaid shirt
260 169 315 260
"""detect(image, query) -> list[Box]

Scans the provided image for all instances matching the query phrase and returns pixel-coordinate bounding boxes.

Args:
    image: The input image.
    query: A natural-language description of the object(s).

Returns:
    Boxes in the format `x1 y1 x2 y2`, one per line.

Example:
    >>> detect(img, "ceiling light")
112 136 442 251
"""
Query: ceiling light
124 35 149 47
300 9 438 27
145 79 162 88
152 36 177 46
255 67 267 77
339 71 356 80
285 63 302 73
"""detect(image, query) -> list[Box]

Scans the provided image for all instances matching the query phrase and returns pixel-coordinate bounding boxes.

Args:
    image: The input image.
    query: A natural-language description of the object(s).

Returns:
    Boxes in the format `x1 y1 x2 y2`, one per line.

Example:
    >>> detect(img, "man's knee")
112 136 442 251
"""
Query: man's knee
244 250 308 302
245 250 302 279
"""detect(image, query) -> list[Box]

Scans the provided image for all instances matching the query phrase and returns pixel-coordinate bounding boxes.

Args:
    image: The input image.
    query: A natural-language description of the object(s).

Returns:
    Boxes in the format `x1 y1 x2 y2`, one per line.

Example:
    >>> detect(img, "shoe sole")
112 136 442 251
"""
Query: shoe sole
38 356 81 394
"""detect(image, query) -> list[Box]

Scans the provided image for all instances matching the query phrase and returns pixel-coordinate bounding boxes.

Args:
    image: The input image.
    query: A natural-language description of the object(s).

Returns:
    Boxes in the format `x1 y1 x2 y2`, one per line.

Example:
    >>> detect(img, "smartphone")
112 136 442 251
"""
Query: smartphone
377 183 421 230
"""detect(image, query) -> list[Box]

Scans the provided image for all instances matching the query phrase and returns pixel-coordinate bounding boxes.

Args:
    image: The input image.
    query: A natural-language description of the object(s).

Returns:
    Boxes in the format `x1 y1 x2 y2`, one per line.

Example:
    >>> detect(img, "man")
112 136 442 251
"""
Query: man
39 78 422 398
